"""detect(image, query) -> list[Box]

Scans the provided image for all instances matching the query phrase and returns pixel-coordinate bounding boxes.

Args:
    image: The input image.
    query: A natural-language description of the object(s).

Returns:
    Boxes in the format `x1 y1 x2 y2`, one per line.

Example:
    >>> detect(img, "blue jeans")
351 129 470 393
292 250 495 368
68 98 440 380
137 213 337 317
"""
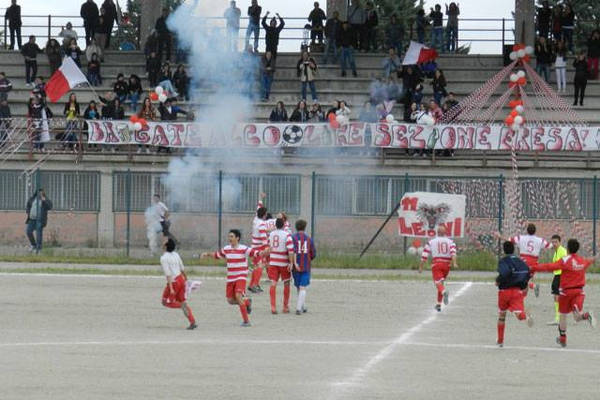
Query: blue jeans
26 220 43 251
128 92 140 111
431 27 443 50
159 80 178 96
341 46 356 74
301 81 317 101
322 38 338 64
245 22 259 51
536 62 549 82
262 73 273 99
446 26 458 52
417 29 425 44
434 90 445 106
88 72 101 86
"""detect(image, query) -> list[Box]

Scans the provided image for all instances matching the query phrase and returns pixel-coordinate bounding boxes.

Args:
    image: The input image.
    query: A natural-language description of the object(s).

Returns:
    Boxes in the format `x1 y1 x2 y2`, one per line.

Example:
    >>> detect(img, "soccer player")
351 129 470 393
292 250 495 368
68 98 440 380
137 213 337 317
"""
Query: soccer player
248 193 268 293
291 219 316 315
201 229 259 327
496 241 534 347
530 238 596 347
161 238 197 330
547 234 567 325
265 218 295 314
419 225 458 312
504 223 551 297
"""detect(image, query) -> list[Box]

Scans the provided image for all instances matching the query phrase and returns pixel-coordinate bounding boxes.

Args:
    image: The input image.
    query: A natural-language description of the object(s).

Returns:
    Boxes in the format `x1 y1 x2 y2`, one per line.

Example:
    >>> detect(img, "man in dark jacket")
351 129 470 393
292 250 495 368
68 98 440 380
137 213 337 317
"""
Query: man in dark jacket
308 2 326 45
80 0 99 45
536 1 552 39
25 188 53 254
156 8 172 63
21 36 43 86
102 0 118 48
339 21 357 77
4 0 22 50
363 1 378 51
322 10 340 64
0 100 10 148
261 12 284 56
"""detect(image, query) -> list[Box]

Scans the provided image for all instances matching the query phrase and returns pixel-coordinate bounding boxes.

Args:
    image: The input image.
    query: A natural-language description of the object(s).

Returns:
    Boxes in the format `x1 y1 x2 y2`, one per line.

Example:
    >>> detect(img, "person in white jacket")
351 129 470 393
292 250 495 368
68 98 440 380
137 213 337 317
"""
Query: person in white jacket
554 40 567 93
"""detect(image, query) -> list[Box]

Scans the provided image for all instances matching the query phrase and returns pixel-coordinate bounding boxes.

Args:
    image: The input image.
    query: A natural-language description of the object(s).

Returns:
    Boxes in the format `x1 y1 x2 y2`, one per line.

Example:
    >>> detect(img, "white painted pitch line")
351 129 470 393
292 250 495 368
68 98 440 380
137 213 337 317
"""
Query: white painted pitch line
331 282 473 393
404 341 600 355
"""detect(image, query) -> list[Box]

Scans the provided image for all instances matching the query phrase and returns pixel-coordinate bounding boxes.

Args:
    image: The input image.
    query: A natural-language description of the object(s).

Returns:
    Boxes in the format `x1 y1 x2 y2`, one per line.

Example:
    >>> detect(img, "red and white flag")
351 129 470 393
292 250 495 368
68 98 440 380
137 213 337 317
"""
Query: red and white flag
402 41 438 65
46 57 88 103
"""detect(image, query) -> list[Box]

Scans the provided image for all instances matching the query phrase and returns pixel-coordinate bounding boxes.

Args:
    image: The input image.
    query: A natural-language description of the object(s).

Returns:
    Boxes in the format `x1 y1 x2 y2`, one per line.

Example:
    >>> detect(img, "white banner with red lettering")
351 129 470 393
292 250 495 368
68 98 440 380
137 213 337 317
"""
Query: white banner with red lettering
397 192 466 238
87 121 600 151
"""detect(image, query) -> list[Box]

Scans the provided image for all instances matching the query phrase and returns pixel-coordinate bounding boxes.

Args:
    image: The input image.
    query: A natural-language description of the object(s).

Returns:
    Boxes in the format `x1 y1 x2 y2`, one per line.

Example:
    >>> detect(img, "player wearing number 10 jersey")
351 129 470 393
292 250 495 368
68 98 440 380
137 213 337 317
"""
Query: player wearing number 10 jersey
419 226 458 312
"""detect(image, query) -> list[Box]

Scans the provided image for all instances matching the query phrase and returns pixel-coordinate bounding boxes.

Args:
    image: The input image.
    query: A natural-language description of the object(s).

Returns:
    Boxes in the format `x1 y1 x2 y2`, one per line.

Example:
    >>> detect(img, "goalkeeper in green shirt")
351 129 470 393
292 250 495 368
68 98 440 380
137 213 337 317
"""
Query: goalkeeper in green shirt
547 234 568 325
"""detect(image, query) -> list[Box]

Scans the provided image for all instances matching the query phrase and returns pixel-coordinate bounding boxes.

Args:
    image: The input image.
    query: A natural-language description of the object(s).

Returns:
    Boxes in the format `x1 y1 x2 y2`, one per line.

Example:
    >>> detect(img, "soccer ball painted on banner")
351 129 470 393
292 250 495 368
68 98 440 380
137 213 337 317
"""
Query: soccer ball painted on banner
283 125 304 145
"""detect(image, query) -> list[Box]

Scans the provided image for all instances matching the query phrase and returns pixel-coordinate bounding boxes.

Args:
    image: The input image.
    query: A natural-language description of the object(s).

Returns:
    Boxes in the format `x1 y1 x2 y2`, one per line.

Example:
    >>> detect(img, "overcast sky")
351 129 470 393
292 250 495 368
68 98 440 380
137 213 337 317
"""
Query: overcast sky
5 0 514 53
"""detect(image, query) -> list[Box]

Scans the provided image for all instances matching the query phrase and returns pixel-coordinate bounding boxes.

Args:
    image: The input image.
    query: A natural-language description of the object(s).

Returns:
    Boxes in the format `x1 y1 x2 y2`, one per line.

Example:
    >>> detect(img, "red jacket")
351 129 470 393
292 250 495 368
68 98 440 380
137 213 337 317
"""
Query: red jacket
532 254 593 290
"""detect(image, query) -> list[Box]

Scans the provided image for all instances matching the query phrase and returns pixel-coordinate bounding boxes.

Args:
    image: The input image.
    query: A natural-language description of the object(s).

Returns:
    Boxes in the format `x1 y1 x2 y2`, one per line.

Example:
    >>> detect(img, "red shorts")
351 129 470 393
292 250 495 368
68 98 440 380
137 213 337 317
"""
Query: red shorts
498 288 525 313
431 263 450 283
162 274 186 304
267 266 291 282
252 253 268 267
558 288 585 314
226 279 247 299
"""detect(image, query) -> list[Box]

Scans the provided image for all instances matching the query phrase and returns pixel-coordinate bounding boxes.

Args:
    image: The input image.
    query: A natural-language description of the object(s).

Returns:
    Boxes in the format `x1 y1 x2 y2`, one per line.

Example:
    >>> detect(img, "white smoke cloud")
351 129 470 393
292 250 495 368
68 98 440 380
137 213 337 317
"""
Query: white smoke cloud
145 205 163 254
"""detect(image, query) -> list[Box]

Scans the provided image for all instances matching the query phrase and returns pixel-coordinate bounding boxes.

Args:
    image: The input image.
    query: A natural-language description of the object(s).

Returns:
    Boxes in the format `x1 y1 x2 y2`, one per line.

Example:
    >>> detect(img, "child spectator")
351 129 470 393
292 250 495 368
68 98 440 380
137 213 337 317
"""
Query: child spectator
385 14 404 56
416 9 428 44
297 51 318 101
289 100 309 122
113 73 129 103
573 52 588 106
0 72 13 101
67 39 83 68
382 48 401 78
431 69 447 106
45 39 63 75
554 40 567 92
269 101 288 122
587 30 600 80
429 4 444 51
262 12 285 57
147 52 161 87
308 2 326 45
322 10 340 64
127 74 143 112
534 36 552 83
87 53 102 87
560 4 574 53
445 2 460 52
62 93 80 152
261 51 276 101
172 65 189 101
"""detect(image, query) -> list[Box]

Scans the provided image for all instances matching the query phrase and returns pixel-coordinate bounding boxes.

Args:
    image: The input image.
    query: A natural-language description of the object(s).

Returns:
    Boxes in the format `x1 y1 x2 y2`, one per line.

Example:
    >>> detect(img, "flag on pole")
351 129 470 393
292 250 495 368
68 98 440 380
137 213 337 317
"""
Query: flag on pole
45 57 89 103
402 41 439 65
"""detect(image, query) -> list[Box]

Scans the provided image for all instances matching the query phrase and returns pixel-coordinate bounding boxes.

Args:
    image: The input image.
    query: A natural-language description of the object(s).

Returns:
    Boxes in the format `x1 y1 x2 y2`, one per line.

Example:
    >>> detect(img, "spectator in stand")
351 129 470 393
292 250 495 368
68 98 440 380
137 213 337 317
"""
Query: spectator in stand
415 8 428 44
45 39 63 74
224 1 241 52
445 2 460 52
147 51 161 87
0 100 11 148
87 53 102 86
308 102 325 122
0 72 13 102
297 51 318 101
269 101 288 122
535 36 552 83
322 10 341 64
561 4 574 54
158 98 187 152
290 100 309 122
382 48 401 78
536 1 552 39
83 100 100 149
127 74 143 112
113 73 129 103
94 7 109 51
67 39 83 68
428 98 443 122
551 4 562 42
102 96 123 152
246 0 262 52
406 101 420 122
58 22 78 50
156 8 172 62
138 96 158 149
80 0 99 46
587 30 600 80
86 37 103 63
144 30 159 60
33 77 46 100
21 36 43 87
326 100 340 120
62 93 80 152
385 14 404 57
261 51 276 101
401 65 420 104
339 21 357 78
421 59 438 78
4 0 22 50
359 101 378 123
172 65 189 101
554 39 567 92
262 12 285 57
25 188 53 254
573 52 588 107
159 63 178 97
347 0 366 49
337 100 352 120
308 2 327 46
431 69 447 106
443 91 458 111
429 4 443 51
241 45 259 99
364 1 378 52
101 0 118 48
413 81 424 106
28 96 53 153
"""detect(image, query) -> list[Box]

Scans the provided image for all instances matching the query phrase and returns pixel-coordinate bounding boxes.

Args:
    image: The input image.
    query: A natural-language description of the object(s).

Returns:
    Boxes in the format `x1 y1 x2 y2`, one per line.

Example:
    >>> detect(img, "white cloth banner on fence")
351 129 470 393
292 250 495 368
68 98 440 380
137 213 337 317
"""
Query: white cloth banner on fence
397 192 466 238
87 121 600 151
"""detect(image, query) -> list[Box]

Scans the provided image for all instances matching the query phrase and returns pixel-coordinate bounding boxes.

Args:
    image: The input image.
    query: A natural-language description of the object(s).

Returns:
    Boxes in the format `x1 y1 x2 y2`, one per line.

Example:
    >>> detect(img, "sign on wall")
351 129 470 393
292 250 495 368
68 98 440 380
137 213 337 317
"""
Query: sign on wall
397 192 466 238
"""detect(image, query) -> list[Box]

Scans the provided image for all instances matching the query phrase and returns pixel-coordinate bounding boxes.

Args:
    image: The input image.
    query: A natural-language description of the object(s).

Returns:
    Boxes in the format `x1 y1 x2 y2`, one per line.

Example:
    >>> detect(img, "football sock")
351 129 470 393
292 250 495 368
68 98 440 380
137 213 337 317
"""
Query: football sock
283 284 290 309
251 267 263 287
270 285 277 310
436 283 444 303
182 304 195 324
554 302 560 321
239 304 249 323
582 311 590 320
558 328 566 344
497 321 505 343
297 288 306 311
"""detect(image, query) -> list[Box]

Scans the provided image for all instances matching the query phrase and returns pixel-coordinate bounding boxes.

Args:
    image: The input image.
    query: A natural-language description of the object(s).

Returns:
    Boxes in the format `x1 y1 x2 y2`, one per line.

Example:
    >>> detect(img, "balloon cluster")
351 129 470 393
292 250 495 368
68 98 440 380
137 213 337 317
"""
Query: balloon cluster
149 86 168 103
128 115 149 131
504 99 525 130
328 113 349 129
508 70 527 88
407 239 424 257
508 43 533 63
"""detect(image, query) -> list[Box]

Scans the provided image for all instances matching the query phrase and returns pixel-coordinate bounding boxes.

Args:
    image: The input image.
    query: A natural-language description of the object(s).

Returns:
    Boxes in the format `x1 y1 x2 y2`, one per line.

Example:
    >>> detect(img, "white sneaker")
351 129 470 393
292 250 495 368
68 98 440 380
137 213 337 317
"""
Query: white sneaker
588 311 596 329
526 312 534 328
28 245 36 253
145 148 151 154
443 290 449 305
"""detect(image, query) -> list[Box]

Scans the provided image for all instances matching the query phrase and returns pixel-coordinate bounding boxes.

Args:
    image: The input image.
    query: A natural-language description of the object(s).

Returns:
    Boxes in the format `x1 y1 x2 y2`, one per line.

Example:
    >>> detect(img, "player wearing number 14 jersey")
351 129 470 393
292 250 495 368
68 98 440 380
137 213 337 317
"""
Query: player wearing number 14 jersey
419 226 458 312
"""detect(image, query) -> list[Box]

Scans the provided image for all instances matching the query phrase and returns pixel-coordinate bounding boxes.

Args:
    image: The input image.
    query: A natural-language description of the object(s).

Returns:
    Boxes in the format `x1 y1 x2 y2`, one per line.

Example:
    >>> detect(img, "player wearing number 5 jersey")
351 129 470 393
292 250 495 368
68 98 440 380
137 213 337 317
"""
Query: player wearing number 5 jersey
419 226 458 312
266 218 295 314
508 223 551 297
291 219 316 315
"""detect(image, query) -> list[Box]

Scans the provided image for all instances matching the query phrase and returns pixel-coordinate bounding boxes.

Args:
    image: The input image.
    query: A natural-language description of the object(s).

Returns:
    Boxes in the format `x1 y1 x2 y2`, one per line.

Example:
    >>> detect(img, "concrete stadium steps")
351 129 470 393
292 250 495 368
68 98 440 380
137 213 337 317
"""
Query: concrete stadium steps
0 50 145 64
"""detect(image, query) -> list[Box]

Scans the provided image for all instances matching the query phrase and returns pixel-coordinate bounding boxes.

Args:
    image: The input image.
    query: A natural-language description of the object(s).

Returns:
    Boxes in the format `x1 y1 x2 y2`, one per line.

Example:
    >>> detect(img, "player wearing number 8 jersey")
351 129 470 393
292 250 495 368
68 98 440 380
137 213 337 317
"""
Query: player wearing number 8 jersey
419 226 458 312
266 218 295 314
508 223 551 297
291 219 316 315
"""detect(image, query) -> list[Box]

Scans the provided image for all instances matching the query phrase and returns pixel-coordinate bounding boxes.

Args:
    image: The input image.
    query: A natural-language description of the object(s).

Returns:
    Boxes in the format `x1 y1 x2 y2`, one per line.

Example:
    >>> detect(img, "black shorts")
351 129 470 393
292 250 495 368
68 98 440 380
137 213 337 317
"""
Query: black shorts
551 274 561 295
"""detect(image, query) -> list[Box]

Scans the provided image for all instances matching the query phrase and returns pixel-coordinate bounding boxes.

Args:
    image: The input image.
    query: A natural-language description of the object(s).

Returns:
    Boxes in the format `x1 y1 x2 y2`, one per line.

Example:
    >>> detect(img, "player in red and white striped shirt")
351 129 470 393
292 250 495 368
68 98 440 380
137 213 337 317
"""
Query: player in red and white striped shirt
248 194 268 293
265 218 295 314
202 229 261 327
265 212 292 235
419 226 458 312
